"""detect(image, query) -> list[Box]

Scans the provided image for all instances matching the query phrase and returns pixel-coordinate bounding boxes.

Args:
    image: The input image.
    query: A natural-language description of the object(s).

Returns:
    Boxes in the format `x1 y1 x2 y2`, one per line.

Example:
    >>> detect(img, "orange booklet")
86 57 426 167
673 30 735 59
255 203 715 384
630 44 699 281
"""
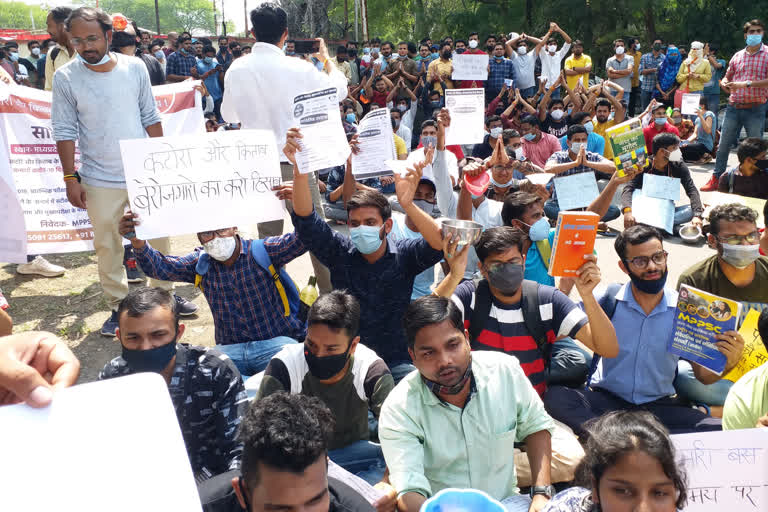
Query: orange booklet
549 211 599 277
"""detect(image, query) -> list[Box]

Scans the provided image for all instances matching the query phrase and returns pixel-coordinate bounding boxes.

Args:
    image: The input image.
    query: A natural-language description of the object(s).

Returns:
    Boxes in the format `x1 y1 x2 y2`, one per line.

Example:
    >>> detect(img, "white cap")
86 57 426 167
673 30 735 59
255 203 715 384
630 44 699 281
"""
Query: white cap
691 41 704 50
509 32 520 41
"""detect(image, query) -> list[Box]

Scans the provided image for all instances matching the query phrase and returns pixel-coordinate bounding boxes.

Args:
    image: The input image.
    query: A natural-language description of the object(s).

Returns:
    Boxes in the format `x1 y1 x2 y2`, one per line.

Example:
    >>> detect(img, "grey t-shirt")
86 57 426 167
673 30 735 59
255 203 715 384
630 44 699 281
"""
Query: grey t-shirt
605 54 634 93
51 53 161 188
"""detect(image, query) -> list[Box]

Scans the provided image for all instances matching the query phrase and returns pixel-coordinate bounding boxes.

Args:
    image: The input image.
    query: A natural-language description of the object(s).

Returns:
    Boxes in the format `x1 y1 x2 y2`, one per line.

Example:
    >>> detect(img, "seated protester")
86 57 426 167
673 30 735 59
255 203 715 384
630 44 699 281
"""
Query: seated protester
119 217 306 378
379 295 557 512
544 411 688 512
538 93 569 139
621 133 704 234
256 291 393 484
286 128 444 383
675 204 768 408
545 225 733 436
642 102 680 151
99 287 246 483
718 137 768 199
559 111 605 155
723 309 768 430
230 393 376 512
520 114 562 168
471 115 505 160
387 80 418 145
391 116 408 161
362 70 394 108
390 104 412 154
681 96 717 164
543 124 620 222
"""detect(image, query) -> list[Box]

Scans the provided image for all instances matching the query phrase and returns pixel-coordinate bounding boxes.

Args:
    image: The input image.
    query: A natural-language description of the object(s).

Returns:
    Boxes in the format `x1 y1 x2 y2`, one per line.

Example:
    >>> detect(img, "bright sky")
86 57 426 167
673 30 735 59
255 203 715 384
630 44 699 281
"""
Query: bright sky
19 0 265 35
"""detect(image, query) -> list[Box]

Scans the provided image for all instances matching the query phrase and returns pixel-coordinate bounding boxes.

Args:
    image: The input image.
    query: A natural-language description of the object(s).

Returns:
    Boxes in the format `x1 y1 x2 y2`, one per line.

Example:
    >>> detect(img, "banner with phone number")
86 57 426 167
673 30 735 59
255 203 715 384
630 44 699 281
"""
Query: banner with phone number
0 80 204 262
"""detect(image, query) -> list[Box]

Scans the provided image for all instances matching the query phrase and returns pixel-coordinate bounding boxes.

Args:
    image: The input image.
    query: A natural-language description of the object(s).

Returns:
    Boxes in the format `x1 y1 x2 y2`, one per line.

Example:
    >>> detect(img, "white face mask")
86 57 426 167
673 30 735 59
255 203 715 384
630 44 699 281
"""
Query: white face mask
547 44 557 53
490 126 503 138
203 236 237 261
517 46 527 55
635 43 641 50
514 147 525 161
31 47 41 56
551 109 564 120
615 46 625 55
469 39 478 49
570 142 586 154
667 148 683 162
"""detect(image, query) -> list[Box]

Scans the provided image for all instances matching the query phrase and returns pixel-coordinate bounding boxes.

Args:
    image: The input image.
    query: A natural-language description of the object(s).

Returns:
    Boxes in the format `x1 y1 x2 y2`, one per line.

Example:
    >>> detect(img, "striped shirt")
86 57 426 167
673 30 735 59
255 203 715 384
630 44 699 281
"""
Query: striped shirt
452 280 588 395
725 43 768 104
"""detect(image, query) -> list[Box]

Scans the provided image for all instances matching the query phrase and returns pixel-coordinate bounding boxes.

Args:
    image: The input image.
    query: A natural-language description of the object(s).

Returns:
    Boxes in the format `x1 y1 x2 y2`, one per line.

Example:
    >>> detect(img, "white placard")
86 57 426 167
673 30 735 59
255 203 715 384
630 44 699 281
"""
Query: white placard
632 189 675 233
293 87 350 174
352 108 396 179
553 172 599 211
526 172 555 186
643 174 681 201
120 129 285 240
681 93 700 116
328 460 385 505
451 53 489 81
672 429 768 511
0 373 203 512
445 88 486 145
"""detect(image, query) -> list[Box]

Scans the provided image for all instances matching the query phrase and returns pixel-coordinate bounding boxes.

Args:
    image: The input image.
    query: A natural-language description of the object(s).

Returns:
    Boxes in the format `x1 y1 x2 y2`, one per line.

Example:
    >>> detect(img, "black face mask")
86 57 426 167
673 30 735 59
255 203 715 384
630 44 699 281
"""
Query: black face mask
625 266 668 295
442 50 451 59
755 158 768 170
304 343 351 380
121 338 178 373
455 48 466 54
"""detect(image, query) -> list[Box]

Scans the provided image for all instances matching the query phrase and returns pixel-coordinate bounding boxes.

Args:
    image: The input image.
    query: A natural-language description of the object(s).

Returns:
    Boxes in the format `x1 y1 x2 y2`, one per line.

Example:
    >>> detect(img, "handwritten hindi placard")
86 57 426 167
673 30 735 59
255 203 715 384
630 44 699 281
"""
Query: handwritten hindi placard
552 171 599 211
451 53 489 81
672 429 768 511
120 130 285 240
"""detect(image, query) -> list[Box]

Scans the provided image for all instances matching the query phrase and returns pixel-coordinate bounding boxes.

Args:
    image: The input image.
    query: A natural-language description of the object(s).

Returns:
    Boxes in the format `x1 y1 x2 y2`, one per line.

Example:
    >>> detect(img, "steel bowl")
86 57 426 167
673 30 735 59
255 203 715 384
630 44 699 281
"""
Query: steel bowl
441 219 484 247
679 223 702 244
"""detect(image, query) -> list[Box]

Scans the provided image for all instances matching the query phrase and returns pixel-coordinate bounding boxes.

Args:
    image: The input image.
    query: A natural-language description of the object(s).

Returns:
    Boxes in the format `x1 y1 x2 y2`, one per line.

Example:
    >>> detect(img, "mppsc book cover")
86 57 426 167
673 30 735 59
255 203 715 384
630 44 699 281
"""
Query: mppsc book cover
668 285 742 375
606 117 646 177
548 211 598 277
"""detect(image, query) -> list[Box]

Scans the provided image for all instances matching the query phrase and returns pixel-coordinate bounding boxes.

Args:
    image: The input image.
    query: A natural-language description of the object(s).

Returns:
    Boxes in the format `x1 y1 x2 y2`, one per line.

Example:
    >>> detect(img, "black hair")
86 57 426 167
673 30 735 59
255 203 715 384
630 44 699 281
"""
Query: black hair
595 98 612 111
575 411 687 510
708 204 759 236
501 191 542 226
475 226 526 262
440 41 452 51
485 114 502 127
151 38 165 48
549 98 565 109
567 124 587 140
4 42 19 49
250 2 287 45
346 189 392 221
744 19 765 34
239 392 335 490
570 111 591 125
111 30 137 49
178 35 192 45
469 31 479 38
501 129 520 144
652 133 680 155
229 41 241 50
455 39 467 46
403 295 464 349
520 114 539 128
336 45 347 54
65 7 112 33
381 41 393 50
397 41 408 48
572 39 584 47
614 224 663 260
737 137 768 164
308 290 360 341
421 119 437 133
758 309 768 352
652 102 667 115
203 45 216 55
218 35 228 43
613 38 625 47
494 42 505 50
407 42 417 53
50 6 73 24
27 40 40 50
117 286 179 331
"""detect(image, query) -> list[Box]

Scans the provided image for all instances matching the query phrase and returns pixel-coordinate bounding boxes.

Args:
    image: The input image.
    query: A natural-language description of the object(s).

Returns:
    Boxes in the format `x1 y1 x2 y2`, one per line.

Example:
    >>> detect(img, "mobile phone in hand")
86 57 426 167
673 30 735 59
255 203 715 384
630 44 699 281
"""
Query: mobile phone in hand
292 39 320 55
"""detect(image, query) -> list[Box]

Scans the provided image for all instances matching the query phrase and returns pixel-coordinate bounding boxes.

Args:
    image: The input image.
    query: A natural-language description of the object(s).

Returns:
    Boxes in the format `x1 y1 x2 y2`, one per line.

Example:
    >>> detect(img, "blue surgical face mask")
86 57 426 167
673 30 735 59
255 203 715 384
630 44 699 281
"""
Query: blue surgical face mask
363 47 371 53
746 34 763 47
349 225 384 254
421 135 437 148
584 121 594 133
204 56 214 64
121 340 178 374
654 117 667 126
345 113 356 124
490 127 503 138
76 51 111 66
490 176 515 188
397 104 408 112
522 217 550 242
154 50 165 60
570 142 586 154
523 133 536 141
431 52 439 59
430 100 441 108
9 52 19 62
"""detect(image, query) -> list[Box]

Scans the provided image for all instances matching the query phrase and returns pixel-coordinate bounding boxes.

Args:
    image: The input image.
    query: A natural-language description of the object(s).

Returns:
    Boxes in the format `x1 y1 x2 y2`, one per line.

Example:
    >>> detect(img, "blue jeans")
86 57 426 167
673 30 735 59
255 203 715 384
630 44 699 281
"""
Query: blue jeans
704 93 720 116
640 90 654 111
609 87 630 108
672 205 694 233
216 337 297 379
547 338 592 386
389 360 417 384
673 360 733 406
714 102 768 178
519 86 536 99
328 440 386 485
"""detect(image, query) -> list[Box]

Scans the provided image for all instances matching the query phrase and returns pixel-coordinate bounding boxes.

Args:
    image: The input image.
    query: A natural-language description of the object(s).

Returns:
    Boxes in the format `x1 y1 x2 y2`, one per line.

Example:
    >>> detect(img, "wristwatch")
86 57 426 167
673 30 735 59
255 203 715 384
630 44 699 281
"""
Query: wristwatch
747 80 753 88
529 485 556 499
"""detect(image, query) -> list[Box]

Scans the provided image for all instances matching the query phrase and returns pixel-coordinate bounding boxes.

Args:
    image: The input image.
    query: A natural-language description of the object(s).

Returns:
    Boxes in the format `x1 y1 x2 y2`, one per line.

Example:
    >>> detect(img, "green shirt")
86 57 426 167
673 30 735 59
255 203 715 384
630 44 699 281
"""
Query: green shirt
378 351 555 500
723 363 768 430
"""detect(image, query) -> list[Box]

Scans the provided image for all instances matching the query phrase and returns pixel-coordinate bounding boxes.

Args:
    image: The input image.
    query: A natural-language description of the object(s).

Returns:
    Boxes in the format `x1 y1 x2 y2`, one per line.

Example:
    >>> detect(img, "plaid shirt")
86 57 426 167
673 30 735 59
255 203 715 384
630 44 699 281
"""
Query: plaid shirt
99 344 247 479
725 43 768 104
486 57 516 96
639 52 666 92
134 235 308 345
166 51 198 77
546 149 609 201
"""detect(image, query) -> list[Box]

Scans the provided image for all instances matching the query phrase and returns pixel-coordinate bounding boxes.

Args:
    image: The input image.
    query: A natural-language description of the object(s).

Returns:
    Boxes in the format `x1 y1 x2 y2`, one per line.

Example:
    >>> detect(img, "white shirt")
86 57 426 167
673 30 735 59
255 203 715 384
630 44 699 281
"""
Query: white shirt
509 51 536 89
538 42 571 88
221 42 348 160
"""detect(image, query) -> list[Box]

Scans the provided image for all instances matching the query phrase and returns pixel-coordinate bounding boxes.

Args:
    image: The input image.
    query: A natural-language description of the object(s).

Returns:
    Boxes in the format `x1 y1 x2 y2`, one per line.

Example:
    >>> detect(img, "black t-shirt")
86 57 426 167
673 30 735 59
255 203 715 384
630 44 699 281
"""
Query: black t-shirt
542 115 568 138
139 54 166 86
471 134 495 160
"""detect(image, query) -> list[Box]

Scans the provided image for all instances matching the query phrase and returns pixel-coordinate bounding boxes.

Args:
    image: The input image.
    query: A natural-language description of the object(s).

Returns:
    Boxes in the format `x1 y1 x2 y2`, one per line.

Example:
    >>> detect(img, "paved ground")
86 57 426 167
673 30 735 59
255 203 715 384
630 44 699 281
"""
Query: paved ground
1 150 744 383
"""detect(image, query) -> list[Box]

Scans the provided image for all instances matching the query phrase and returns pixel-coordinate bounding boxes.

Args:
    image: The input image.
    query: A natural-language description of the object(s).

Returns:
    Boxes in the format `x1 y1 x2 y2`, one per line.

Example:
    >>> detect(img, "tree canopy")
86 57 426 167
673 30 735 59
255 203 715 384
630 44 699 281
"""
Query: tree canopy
0 2 49 32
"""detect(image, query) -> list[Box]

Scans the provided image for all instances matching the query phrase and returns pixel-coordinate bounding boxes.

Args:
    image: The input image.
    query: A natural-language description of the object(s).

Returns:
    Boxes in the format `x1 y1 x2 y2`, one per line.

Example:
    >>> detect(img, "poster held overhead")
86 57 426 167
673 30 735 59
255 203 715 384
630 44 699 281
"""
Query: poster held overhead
444 88 486 145
292 87 351 174
451 53 489 81
352 108 396 179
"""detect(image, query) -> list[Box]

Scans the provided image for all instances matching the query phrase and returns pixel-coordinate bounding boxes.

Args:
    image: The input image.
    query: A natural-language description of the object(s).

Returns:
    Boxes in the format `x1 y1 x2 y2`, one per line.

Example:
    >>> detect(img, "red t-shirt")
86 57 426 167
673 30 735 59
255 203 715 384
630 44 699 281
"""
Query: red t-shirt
643 122 680 152
370 90 388 108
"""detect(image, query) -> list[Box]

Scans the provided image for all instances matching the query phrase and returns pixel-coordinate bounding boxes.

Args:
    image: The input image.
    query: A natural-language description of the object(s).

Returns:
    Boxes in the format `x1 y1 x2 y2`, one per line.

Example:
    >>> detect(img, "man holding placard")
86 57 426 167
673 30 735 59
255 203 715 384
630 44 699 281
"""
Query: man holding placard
51 7 196 337
621 133 704 234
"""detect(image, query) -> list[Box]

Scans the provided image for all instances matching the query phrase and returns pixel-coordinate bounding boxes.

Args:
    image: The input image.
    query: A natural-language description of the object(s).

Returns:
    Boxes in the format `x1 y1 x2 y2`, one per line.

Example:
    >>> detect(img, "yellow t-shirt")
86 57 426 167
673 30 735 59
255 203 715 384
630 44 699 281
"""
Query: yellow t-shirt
592 118 617 159
631 50 642 88
394 134 407 158
564 54 592 90
427 58 454 95
44 46 77 91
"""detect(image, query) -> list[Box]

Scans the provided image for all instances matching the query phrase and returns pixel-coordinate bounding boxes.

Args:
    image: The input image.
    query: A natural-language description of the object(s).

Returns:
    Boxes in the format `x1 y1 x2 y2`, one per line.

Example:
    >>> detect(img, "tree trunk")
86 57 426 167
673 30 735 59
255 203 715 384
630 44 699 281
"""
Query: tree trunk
525 0 533 32
644 3 657 43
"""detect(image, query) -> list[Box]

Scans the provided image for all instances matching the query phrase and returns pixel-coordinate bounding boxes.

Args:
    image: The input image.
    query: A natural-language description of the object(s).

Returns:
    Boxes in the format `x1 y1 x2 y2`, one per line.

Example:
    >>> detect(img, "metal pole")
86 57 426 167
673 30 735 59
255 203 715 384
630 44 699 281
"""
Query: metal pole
354 0 358 41
213 0 218 36
244 0 248 38
222 0 227 36
360 0 368 41
154 0 161 35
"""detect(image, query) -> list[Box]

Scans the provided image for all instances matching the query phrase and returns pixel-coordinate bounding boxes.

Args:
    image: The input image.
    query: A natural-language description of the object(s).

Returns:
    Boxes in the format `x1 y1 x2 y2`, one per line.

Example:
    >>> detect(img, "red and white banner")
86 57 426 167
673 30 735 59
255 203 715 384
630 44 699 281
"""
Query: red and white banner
0 80 204 262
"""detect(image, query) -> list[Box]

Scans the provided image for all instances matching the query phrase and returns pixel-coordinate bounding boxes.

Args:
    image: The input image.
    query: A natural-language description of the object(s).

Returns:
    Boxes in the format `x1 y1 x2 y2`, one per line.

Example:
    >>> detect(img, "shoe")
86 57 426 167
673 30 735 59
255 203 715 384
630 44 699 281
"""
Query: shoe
700 174 719 192
16 256 65 277
124 257 145 283
101 310 119 337
174 294 199 316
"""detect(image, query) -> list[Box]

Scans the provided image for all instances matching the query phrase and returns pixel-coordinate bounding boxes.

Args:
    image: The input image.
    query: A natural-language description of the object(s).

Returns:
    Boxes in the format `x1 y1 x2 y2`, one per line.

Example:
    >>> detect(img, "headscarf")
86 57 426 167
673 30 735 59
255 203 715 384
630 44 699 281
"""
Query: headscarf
684 41 704 64
657 46 681 92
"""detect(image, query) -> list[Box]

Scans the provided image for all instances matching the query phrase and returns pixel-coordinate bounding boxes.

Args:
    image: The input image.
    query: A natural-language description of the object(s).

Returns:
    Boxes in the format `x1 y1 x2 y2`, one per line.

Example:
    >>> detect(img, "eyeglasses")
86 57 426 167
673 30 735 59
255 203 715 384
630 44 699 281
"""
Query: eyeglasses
198 228 234 243
70 35 103 47
625 250 667 269
716 231 760 246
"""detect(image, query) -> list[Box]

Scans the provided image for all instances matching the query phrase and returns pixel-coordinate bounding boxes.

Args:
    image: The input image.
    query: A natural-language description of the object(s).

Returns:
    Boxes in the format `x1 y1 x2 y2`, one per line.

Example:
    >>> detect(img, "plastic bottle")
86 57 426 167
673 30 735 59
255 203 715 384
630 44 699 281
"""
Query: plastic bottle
298 276 319 323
